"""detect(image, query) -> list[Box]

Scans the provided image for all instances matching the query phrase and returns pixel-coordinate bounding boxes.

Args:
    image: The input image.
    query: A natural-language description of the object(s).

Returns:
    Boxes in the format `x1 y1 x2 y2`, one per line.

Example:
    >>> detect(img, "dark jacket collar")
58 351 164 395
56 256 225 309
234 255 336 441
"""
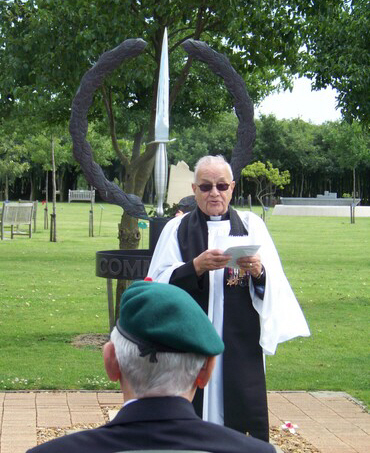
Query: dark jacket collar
106 396 199 427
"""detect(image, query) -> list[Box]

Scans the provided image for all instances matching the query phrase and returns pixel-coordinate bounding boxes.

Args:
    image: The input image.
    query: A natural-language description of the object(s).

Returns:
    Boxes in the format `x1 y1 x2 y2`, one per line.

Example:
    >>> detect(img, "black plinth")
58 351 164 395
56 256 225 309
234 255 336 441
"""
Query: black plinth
96 216 171 281
96 249 152 280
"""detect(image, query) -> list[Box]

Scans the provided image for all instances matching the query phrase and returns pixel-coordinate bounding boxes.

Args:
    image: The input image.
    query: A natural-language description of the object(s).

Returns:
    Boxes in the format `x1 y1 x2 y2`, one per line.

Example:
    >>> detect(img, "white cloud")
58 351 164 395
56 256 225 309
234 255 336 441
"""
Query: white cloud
255 77 342 124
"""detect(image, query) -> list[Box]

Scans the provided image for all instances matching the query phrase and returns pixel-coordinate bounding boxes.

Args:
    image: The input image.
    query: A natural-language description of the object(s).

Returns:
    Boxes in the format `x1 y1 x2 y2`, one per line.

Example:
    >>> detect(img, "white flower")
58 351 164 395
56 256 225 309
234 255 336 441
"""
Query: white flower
281 421 298 434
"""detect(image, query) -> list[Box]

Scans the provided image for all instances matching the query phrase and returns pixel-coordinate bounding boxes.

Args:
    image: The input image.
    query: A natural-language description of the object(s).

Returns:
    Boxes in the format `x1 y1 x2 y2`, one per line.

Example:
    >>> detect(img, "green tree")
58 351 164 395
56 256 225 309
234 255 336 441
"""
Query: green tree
0 0 348 311
0 131 29 200
25 127 70 200
319 121 370 202
253 114 289 169
253 115 326 197
283 119 327 197
252 115 369 201
169 112 239 169
242 161 290 220
0 1 346 237
303 0 369 126
25 126 68 240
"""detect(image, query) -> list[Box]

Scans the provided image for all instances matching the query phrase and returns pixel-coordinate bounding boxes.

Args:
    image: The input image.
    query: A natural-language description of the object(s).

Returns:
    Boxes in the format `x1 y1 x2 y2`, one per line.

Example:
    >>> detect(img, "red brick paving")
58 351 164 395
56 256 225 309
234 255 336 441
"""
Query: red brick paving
0 390 368 453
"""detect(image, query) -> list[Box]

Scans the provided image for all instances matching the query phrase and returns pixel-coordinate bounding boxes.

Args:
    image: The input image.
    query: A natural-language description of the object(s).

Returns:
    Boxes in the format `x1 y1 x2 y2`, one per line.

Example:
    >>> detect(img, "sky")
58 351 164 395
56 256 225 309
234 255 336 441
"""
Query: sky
254 77 342 124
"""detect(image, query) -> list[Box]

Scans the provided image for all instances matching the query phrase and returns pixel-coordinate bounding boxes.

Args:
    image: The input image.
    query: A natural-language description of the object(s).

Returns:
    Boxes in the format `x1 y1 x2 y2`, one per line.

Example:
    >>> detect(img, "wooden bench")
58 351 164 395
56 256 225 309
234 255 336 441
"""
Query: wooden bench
0 202 34 240
68 189 95 203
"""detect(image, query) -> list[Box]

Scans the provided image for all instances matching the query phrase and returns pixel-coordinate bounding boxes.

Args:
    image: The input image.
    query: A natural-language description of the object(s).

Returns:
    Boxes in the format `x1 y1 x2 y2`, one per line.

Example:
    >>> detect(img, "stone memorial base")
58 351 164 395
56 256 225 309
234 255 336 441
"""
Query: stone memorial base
166 160 194 206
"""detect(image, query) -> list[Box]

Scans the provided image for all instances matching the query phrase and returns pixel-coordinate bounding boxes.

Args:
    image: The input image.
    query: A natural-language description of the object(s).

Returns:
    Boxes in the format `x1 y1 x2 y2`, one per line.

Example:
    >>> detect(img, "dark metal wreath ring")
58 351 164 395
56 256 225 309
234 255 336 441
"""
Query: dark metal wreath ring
182 39 255 183
69 38 255 219
69 39 149 219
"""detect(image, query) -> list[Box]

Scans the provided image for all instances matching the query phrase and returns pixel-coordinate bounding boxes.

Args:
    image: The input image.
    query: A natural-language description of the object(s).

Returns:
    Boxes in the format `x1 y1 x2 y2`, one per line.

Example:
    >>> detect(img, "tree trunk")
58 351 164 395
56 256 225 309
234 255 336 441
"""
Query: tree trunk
299 169 304 198
29 175 34 200
50 135 57 242
115 212 142 321
89 185 94 237
256 194 265 222
351 166 356 224
353 166 356 200
112 157 157 320
44 171 49 229
357 174 361 200
58 170 65 202
268 181 272 206
5 175 9 200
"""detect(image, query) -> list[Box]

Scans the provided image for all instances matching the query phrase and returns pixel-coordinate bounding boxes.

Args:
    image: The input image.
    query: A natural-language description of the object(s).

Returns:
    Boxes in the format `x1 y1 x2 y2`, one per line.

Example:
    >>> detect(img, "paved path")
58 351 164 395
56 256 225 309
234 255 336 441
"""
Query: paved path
0 391 368 453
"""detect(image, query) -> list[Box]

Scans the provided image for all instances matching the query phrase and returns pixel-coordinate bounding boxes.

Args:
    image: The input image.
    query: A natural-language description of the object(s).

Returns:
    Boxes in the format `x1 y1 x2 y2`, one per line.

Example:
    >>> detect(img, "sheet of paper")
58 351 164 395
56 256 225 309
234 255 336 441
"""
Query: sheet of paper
223 245 260 269
213 235 250 250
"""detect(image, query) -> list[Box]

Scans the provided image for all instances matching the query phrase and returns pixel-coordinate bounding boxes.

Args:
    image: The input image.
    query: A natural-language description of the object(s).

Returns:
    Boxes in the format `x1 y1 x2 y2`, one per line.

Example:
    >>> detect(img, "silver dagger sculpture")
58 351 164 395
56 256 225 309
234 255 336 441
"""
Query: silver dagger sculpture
152 28 172 216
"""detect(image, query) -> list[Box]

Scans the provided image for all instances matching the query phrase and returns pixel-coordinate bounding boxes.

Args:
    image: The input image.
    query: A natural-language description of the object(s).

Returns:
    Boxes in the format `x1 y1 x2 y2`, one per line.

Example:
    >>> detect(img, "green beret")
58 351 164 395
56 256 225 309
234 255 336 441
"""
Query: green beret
116 280 224 361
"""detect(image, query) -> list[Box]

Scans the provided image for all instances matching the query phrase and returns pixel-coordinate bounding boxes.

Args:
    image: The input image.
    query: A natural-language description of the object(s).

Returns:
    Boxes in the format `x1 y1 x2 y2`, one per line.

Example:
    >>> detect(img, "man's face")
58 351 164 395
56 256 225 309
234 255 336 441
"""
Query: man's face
192 163 235 216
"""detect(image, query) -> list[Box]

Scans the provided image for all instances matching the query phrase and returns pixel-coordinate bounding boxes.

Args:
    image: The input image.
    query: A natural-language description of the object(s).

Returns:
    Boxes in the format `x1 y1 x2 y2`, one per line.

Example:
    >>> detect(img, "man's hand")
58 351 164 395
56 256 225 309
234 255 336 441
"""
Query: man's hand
236 253 262 279
193 249 231 276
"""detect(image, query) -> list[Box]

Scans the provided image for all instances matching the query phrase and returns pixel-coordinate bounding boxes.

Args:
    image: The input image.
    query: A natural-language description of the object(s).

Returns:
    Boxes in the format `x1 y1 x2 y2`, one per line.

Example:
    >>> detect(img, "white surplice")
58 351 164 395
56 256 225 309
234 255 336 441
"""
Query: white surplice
148 209 310 424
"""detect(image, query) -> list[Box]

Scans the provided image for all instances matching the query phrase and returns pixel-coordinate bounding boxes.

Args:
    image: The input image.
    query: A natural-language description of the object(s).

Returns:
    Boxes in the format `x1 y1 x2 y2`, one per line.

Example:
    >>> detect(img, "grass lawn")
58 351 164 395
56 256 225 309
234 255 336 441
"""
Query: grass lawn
265 214 369 408
0 202 368 408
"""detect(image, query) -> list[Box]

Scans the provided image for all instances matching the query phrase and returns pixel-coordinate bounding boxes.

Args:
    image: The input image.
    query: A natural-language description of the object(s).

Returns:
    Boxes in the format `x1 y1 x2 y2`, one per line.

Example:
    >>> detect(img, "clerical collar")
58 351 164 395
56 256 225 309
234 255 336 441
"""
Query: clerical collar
203 211 230 221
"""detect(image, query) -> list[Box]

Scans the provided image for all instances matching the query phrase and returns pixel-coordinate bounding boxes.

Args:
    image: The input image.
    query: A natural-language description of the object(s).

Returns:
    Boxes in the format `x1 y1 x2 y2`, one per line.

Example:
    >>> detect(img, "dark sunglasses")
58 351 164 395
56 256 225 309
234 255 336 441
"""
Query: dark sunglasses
197 182 230 192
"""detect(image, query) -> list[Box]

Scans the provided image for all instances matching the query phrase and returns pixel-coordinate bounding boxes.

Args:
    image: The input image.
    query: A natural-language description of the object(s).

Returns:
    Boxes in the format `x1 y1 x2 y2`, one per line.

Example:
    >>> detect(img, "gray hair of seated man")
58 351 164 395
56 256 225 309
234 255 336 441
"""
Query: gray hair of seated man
194 155 234 183
110 327 207 398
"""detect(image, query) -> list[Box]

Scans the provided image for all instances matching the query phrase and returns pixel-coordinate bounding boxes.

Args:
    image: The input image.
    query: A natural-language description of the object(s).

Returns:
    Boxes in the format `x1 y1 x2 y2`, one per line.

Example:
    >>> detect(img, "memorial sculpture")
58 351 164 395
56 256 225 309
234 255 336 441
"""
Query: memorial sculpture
69 32 256 329
70 35 255 220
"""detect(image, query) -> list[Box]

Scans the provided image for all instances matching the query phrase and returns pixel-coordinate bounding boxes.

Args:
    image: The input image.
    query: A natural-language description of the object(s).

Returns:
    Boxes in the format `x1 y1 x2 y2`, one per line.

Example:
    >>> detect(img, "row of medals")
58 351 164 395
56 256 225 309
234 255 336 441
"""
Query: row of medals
226 267 249 287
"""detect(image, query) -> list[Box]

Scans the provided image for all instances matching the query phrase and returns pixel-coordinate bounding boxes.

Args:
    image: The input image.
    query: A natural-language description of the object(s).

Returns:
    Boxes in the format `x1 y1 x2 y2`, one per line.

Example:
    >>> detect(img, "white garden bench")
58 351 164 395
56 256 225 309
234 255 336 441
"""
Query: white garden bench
68 189 95 203
19 200 38 232
0 202 34 240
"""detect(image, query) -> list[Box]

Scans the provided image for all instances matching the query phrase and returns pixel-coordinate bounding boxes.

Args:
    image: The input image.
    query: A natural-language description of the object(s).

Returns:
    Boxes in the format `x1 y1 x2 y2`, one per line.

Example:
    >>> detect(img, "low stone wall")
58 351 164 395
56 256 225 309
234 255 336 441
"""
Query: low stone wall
280 197 361 206
273 205 370 217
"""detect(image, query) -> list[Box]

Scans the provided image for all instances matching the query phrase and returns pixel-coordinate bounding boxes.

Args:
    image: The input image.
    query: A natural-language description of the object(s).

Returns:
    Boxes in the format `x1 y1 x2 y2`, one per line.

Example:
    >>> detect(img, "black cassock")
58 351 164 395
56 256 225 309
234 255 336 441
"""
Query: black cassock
168 207 269 442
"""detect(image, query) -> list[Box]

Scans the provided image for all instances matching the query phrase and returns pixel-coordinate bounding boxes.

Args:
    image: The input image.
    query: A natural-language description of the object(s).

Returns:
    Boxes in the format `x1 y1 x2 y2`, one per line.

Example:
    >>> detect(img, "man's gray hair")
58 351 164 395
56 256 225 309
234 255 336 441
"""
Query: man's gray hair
194 155 233 182
110 327 207 398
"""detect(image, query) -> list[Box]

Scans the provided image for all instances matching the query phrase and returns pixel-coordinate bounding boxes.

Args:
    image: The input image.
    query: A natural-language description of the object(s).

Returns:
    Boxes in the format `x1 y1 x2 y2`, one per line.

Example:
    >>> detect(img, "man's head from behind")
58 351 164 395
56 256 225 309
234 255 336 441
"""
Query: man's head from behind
104 281 224 400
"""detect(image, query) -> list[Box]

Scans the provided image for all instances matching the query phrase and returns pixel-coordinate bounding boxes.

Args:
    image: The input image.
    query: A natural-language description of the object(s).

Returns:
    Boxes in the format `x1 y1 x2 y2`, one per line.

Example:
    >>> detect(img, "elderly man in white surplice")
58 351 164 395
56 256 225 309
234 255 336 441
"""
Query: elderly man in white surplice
148 154 310 442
